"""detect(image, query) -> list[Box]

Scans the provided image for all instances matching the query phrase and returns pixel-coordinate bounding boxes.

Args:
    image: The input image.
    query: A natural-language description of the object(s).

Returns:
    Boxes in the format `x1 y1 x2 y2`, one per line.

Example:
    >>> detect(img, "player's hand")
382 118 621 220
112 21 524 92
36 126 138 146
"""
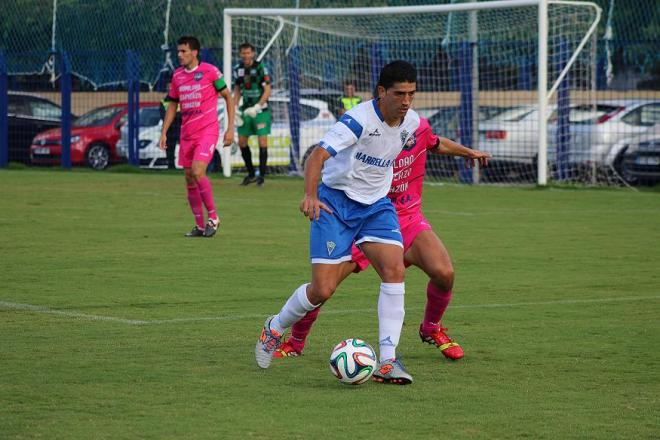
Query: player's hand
223 130 234 147
158 134 167 151
464 150 491 168
300 194 333 221
244 104 262 118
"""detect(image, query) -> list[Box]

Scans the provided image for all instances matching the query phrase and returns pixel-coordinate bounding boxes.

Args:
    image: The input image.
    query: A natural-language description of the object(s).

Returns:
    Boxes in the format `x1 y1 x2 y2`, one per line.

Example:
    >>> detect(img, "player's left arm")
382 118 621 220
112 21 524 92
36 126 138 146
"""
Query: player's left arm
219 87 235 147
431 136 491 168
257 63 271 109
258 83 271 109
215 75 235 146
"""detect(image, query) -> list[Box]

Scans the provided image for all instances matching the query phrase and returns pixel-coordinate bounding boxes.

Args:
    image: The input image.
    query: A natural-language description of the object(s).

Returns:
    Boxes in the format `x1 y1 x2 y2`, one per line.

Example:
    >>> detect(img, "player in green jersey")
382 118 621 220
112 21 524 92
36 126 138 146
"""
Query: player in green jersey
233 42 272 186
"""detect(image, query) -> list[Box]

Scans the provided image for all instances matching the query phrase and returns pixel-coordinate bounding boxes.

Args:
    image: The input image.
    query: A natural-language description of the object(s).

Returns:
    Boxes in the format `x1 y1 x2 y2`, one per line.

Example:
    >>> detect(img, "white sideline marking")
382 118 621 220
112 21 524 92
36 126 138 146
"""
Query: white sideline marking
0 301 149 325
2 295 658 326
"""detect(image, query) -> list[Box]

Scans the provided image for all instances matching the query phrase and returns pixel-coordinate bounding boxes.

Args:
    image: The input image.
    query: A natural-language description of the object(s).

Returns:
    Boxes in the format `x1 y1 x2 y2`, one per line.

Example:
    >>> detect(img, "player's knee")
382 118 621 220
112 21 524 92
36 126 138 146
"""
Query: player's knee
379 262 406 283
309 282 337 304
430 266 454 291
191 168 206 181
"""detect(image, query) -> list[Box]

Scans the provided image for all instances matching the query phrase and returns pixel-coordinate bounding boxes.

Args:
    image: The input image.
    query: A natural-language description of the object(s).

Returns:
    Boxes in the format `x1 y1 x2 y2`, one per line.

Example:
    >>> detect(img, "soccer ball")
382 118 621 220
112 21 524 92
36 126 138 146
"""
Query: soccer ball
328 338 377 385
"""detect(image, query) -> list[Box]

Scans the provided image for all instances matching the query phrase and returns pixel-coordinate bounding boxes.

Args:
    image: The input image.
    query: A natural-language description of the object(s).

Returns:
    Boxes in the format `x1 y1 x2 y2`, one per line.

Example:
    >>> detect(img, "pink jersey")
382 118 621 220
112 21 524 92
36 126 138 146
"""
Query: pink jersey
388 117 439 216
168 62 225 140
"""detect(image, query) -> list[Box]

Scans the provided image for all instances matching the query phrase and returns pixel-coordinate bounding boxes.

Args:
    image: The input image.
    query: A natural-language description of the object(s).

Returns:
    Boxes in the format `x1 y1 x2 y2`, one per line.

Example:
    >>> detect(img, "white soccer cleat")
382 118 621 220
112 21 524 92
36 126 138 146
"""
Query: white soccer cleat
372 358 413 385
255 316 283 369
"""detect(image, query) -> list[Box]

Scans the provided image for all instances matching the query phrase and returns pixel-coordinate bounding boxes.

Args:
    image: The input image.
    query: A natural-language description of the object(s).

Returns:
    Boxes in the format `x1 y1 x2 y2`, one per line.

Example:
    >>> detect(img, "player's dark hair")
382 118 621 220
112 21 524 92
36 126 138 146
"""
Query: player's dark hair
178 36 201 53
378 60 416 90
239 42 256 52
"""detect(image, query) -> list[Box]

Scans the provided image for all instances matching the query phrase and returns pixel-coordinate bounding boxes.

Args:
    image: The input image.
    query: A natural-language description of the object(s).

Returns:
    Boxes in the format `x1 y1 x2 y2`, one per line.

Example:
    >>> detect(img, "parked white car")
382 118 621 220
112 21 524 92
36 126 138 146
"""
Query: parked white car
116 96 336 171
569 100 660 168
478 100 660 170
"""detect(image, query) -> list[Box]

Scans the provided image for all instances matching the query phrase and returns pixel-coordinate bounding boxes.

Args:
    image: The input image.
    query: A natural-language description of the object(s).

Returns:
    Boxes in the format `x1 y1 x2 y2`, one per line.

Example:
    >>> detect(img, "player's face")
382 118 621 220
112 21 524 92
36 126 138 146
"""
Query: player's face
177 44 198 69
378 81 416 119
344 84 355 96
240 48 255 66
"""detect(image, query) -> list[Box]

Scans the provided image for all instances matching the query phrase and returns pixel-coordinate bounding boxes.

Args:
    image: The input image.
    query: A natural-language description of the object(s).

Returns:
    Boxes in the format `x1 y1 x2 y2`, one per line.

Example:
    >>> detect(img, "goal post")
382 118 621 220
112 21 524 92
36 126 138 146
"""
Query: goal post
223 0 602 185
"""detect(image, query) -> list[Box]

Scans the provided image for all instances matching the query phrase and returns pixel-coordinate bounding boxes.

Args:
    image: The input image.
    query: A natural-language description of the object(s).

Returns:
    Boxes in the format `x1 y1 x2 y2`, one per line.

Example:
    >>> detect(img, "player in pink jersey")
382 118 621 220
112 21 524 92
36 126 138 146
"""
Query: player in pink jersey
274 117 490 362
159 36 235 238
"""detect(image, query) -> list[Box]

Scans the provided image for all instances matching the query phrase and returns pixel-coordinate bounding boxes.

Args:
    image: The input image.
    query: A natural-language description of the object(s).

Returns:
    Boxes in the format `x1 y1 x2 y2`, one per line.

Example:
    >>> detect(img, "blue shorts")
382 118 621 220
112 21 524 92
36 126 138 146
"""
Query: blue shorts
310 184 403 264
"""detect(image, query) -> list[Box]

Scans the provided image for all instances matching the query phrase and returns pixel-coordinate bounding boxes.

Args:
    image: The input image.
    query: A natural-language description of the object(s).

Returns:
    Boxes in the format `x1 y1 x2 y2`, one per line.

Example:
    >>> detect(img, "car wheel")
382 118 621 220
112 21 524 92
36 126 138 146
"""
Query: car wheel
617 156 638 185
613 149 637 185
86 143 110 170
207 150 222 173
530 154 539 182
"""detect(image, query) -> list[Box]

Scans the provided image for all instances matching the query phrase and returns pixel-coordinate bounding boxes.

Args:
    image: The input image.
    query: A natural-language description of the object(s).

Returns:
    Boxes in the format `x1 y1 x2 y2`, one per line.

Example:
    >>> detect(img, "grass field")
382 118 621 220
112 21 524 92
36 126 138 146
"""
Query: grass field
1 169 659 439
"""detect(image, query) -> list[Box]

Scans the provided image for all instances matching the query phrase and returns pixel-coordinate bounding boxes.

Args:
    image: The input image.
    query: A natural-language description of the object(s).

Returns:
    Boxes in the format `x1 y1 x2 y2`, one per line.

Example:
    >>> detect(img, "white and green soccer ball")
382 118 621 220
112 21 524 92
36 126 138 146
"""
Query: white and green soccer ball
329 338 377 385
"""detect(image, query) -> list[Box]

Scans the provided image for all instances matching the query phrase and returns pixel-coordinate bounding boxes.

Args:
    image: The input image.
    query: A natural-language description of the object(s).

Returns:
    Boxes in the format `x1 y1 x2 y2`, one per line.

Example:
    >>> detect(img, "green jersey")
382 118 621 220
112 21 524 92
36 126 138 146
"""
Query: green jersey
233 61 271 111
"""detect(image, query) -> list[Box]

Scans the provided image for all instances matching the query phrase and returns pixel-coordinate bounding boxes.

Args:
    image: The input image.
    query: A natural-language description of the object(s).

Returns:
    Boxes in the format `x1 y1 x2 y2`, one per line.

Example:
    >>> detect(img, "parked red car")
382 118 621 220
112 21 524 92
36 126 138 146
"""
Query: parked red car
30 102 159 170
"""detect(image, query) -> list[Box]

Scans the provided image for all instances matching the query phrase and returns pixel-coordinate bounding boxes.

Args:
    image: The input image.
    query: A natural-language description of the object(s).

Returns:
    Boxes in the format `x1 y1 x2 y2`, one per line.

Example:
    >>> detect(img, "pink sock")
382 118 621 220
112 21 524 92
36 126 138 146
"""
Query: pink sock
422 282 452 332
186 184 204 228
290 307 322 350
197 176 218 221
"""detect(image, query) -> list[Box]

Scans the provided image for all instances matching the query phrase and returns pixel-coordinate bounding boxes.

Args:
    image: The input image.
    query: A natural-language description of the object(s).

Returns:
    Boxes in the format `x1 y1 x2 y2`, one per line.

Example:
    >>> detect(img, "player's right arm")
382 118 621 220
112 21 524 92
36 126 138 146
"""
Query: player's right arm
301 112 362 220
159 100 178 150
233 85 242 108
300 147 333 221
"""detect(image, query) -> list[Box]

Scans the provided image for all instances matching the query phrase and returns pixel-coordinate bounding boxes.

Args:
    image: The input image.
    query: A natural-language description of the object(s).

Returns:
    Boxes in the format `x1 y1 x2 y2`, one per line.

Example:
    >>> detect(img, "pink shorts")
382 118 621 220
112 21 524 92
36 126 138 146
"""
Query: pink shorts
178 133 219 168
351 211 433 272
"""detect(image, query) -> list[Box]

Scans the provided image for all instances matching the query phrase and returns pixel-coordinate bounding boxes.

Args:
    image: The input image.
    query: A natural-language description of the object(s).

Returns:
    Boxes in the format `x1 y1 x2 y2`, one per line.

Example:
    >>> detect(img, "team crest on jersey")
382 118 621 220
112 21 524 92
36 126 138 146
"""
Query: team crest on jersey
194 72 203 81
402 132 417 151
326 241 336 256
400 130 410 147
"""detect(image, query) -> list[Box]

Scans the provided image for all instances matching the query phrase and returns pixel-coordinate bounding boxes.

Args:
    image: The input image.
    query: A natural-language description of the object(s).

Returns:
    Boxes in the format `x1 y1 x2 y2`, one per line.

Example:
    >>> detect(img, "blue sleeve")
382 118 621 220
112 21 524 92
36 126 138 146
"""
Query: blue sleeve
319 114 364 156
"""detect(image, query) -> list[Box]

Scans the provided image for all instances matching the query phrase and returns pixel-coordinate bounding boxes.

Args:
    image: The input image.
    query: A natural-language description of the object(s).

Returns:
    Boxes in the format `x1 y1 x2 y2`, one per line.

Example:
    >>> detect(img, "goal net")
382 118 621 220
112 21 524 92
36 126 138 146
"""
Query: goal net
224 1 604 185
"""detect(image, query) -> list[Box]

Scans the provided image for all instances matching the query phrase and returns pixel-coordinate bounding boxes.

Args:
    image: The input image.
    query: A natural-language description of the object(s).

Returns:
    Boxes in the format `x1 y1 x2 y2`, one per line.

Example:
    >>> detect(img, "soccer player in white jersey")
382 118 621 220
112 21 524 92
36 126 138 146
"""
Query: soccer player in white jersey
274 117 491 366
255 61 419 384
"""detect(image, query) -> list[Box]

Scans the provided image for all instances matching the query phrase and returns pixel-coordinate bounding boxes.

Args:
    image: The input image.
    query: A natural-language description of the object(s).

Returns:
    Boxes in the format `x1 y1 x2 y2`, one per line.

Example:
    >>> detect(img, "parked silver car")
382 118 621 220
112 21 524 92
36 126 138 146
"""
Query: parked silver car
478 100 660 171
568 100 660 168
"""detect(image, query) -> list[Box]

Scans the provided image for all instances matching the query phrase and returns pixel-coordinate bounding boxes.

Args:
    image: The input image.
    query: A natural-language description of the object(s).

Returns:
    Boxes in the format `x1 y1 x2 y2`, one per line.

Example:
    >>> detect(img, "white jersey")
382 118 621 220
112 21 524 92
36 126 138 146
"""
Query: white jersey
319 100 420 205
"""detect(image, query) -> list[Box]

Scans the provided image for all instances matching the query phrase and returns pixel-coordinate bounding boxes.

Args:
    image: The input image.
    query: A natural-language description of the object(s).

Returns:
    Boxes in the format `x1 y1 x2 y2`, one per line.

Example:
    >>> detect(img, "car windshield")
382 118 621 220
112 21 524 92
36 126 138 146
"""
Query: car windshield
139 107 161 126
268 101 322 122
29 99 62 120
566 104 622 124
427 107 511 137
482 106 510 120
428 108 457 128
75 107 123 127
490 107 536 122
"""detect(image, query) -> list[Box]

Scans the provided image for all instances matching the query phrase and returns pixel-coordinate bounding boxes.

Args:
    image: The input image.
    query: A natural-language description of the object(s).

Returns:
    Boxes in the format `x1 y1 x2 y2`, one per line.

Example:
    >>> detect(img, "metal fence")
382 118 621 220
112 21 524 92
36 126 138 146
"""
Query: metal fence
0 0 658 184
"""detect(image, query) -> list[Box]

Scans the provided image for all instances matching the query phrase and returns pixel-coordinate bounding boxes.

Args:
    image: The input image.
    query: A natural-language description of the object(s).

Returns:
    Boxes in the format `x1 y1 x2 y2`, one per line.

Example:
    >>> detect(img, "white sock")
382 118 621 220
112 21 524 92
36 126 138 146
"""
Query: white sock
377 282 405 362
271 283 316 334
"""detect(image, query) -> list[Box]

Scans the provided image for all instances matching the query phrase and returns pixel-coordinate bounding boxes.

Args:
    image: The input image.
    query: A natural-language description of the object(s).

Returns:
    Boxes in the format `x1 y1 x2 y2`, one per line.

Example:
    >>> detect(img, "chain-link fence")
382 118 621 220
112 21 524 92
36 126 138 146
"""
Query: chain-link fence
1 0 658 184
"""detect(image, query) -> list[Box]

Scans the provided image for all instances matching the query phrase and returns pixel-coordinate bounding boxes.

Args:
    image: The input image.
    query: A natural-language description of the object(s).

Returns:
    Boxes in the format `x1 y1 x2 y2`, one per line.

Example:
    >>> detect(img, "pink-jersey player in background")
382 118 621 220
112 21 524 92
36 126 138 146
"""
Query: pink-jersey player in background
275 117 490 365
160 35 235 237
